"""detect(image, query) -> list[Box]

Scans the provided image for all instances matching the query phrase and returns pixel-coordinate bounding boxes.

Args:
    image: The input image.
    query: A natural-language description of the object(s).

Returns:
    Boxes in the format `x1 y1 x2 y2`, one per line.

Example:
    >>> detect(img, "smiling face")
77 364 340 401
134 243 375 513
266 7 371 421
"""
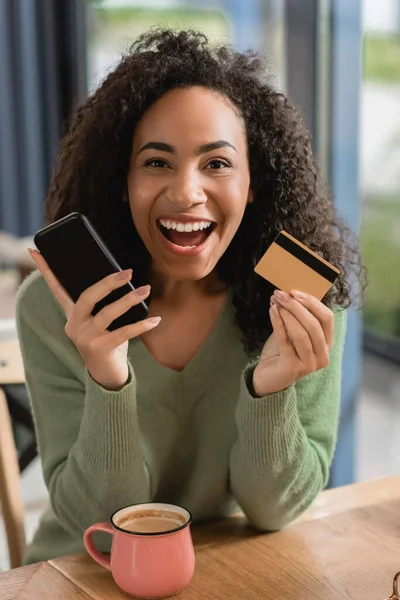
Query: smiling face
127 86 252 282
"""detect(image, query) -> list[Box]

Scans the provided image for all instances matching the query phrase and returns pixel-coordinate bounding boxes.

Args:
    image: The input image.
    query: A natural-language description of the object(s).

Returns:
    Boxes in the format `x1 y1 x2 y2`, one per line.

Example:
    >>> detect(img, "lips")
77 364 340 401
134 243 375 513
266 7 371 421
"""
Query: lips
156 218 217 257
157 221 215 248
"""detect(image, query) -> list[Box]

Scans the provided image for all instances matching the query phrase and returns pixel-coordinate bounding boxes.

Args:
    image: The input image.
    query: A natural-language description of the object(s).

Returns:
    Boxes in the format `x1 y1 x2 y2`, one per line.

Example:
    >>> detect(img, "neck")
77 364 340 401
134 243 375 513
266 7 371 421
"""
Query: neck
149 269 227 308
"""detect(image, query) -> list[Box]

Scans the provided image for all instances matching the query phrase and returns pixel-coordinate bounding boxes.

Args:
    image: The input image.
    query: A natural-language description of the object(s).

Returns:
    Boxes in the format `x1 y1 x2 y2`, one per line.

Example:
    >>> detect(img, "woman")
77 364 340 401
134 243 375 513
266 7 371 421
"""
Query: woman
17 29 363 564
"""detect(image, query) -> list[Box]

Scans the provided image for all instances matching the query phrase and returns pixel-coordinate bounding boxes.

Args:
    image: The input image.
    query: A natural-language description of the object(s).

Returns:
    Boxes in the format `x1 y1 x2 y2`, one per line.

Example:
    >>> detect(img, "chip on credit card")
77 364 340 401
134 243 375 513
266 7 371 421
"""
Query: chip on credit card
254 230 340 301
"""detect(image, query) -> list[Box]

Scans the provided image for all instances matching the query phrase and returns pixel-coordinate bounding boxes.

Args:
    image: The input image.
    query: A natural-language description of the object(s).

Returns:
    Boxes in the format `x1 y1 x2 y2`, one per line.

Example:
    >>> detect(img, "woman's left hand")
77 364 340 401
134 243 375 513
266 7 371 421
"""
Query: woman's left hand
252 290 335 397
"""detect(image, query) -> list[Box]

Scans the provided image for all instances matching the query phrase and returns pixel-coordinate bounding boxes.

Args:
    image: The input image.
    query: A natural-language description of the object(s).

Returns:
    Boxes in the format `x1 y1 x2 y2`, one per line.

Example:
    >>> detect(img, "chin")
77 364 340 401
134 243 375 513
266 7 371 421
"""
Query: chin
161 262 215 282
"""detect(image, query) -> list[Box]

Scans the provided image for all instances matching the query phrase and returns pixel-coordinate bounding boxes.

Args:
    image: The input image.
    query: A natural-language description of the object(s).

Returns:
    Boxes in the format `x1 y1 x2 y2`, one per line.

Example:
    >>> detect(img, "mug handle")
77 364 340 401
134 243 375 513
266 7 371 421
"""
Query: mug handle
83 522 114 571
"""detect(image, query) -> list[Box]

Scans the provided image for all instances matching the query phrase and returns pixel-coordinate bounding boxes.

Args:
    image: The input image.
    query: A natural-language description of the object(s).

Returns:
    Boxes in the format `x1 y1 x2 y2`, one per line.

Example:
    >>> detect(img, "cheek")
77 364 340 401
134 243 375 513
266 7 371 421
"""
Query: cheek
128 181 153 225
216 171 250 215
219 187 250 226
128 171 166 214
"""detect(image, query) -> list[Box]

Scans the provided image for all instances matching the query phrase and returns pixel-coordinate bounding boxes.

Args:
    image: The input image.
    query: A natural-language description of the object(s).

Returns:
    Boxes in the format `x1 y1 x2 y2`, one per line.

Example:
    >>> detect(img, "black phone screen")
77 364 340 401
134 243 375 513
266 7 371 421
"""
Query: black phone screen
34 212 148 330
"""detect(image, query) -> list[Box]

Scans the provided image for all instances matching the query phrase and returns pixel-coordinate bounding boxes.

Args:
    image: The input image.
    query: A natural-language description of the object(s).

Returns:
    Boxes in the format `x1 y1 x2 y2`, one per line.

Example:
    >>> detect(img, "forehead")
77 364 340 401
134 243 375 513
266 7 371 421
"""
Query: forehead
133 86 246 149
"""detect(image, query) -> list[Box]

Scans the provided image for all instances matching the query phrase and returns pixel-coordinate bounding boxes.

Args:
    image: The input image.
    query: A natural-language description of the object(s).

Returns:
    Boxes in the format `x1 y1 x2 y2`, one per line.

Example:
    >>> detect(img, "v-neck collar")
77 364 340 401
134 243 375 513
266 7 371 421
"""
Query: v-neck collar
129 291 241 397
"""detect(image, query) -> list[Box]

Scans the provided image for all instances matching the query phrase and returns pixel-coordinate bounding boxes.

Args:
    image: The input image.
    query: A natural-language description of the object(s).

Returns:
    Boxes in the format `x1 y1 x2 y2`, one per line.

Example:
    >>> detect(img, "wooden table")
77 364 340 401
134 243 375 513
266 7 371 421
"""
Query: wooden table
0 338 27 568
1 476 400 599
0 339 24 385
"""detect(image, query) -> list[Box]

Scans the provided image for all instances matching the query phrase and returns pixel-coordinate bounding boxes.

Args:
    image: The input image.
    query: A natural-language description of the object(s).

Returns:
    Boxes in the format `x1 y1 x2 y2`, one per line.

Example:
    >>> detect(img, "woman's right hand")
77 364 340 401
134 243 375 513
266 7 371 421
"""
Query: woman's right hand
28 249 161 390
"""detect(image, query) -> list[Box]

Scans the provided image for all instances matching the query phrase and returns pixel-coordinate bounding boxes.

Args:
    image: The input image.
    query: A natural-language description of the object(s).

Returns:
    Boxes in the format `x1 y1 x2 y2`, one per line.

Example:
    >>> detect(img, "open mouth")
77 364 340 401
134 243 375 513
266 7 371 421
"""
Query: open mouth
156 219 216 249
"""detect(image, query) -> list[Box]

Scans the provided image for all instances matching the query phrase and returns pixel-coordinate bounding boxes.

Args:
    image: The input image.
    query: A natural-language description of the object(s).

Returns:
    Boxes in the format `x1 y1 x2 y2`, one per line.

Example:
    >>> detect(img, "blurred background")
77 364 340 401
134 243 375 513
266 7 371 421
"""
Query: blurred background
0 0 399 569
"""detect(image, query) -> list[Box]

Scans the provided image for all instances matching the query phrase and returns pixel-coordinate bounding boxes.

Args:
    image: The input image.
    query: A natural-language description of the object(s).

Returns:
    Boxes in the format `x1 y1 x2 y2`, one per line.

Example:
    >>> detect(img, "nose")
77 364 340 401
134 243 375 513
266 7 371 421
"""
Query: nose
166 169 207 208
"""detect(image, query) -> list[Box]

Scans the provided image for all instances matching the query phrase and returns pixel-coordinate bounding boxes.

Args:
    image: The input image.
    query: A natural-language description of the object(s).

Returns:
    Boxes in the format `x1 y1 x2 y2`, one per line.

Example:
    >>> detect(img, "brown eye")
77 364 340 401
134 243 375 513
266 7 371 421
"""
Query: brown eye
206 159 231 170
144 159 170 168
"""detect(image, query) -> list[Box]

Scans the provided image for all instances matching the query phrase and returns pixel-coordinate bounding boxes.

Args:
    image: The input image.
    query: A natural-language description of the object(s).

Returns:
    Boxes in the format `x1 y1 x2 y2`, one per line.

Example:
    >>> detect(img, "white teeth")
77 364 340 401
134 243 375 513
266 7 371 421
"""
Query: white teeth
159 219 213 232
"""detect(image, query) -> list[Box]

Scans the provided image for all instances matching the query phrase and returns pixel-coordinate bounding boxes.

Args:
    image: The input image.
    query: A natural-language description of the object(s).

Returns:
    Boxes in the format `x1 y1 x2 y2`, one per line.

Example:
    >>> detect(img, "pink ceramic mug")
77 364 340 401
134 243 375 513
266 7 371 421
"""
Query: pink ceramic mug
83 502 195 598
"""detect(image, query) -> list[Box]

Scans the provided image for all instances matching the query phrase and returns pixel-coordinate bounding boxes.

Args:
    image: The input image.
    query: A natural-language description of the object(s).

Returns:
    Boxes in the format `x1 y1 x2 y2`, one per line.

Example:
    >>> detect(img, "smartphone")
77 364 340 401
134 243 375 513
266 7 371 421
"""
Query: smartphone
34 212 148 331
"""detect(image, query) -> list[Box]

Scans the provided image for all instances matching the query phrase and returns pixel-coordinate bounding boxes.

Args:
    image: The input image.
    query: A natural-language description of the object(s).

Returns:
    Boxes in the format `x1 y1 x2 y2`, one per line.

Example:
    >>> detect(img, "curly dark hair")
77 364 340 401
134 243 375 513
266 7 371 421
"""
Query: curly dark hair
45 28 365 354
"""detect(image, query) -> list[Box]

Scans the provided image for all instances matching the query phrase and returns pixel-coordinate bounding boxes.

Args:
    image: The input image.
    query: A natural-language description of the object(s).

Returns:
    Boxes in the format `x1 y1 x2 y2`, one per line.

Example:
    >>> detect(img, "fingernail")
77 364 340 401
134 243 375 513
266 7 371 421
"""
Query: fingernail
135 285 150 297
270 296 277 305
275 290 289 302
292 290 307 300
116 269 132 280
148 316 161 325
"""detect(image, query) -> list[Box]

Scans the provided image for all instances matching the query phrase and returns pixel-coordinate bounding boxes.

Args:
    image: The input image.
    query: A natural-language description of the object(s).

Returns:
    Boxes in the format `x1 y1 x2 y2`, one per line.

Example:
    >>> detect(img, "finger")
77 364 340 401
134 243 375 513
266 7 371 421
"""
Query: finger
290 290 335 349
269 305 294 359
28 248 74 316
278 306 314 366
98 315 162 352
87 285 151 335
72 269 133 323
274 290 331 357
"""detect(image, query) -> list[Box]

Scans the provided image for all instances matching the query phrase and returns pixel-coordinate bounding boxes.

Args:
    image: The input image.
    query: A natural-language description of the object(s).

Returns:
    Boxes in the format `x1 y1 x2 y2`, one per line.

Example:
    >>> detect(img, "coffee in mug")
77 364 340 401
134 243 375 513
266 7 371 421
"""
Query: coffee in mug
116 508 187 534
84 502 195 598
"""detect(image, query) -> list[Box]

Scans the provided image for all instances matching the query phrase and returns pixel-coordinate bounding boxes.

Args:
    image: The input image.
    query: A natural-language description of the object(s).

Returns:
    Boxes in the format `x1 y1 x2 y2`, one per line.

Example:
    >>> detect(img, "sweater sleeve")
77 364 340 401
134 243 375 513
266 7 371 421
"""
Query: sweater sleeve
15 273 151 541
229 308 347 530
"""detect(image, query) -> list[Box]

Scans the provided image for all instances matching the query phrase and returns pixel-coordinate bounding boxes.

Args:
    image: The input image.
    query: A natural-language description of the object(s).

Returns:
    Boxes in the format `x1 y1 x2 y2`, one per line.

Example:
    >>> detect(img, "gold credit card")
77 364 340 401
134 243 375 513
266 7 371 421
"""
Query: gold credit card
254 231 341 300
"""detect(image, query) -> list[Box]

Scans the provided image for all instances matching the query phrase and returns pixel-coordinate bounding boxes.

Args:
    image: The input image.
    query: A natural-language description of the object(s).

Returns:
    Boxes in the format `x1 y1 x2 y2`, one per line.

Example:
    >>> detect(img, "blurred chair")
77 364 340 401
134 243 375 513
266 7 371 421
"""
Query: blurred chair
0 327 27 568
0 321 37 473
0 231 34 267
0 231 35 283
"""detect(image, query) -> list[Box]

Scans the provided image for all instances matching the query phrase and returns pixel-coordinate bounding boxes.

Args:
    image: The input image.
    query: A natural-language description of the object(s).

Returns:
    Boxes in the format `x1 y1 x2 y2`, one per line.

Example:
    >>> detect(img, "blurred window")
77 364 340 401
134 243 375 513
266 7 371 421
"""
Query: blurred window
361 0 400 344
85 0 286 94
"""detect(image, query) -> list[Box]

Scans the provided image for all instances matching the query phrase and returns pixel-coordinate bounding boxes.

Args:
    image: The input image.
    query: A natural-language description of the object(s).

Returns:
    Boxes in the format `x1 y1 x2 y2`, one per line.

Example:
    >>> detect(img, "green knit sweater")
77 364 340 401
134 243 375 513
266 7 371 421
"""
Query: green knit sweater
16 270 346 564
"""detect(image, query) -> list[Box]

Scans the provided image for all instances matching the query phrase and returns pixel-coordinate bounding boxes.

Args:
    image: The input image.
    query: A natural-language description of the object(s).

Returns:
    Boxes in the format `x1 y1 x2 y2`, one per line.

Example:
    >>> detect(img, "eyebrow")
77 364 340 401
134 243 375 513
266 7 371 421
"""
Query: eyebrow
137 140 237 155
